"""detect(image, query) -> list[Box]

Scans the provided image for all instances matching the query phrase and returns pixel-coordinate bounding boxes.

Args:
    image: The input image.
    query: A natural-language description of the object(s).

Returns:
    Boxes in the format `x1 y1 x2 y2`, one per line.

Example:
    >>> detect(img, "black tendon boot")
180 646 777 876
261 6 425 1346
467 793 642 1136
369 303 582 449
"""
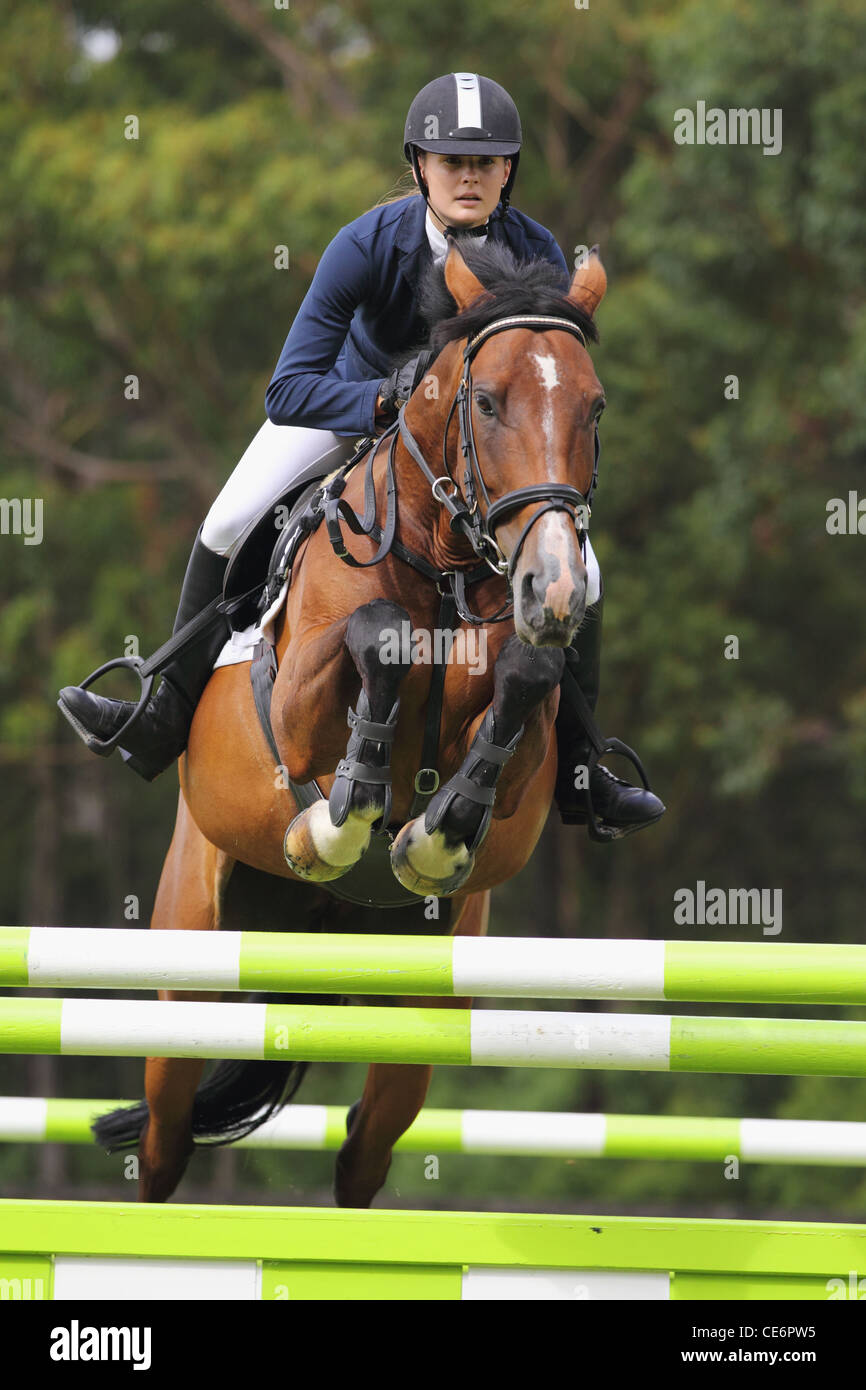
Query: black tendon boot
58 528 230 781
554 598 665 838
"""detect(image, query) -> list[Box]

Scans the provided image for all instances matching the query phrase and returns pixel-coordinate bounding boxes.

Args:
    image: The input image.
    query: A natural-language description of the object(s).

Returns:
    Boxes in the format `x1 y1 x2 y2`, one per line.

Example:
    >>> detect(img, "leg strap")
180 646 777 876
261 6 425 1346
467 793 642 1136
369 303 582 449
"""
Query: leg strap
424 713 524 854
328 695 400 832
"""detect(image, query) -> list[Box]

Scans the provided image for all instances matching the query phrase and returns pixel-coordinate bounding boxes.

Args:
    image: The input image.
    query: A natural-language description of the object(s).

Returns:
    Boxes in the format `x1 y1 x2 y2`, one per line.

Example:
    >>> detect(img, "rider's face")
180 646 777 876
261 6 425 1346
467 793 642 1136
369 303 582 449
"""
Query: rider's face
415 153 511 229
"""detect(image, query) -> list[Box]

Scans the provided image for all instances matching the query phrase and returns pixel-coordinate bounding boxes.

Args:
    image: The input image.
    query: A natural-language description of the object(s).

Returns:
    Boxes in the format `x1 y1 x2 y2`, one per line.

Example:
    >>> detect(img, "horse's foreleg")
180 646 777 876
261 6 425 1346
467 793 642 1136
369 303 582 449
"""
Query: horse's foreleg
284 598 412 882
334 891 489 1207
391 637 564 895
139 793 233 1202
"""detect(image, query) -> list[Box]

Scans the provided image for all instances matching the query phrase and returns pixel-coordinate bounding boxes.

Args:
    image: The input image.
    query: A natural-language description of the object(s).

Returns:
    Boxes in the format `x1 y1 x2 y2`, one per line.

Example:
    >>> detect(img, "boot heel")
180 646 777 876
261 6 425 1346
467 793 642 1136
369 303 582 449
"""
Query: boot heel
118 748 162 783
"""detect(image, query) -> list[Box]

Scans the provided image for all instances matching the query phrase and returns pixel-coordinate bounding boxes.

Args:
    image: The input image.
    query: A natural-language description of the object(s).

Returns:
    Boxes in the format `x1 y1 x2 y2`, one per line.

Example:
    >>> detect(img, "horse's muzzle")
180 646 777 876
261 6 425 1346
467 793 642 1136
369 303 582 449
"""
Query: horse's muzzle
514 566 586 646
511 512 587 646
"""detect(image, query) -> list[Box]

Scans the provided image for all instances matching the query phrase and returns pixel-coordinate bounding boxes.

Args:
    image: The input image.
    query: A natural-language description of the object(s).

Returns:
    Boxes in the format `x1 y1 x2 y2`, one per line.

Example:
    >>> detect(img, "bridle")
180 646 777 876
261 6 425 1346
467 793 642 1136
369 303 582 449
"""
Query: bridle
397 312 600 584
320 308 601 627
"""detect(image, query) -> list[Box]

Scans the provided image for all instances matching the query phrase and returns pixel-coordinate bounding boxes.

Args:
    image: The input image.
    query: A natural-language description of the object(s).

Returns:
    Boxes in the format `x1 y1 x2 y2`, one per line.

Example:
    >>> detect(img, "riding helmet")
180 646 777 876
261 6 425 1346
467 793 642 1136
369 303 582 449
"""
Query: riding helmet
403 72 522 212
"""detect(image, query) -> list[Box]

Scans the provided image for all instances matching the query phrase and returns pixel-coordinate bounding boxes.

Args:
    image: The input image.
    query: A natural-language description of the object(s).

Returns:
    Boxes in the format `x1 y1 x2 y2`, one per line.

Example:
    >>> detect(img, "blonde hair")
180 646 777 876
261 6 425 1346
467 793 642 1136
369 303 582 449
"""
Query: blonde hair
367 164 422 212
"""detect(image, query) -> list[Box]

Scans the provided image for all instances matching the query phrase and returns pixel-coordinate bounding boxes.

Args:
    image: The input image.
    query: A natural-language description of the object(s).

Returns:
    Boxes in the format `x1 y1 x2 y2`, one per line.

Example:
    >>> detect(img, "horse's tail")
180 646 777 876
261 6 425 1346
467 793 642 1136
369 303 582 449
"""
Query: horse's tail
91 992 344 1153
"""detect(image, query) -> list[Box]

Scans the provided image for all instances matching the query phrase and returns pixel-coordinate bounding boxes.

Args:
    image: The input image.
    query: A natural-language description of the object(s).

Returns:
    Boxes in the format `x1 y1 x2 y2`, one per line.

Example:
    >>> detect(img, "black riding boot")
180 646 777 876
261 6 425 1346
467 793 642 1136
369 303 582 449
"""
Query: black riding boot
58 528 230 782
554 597 665 837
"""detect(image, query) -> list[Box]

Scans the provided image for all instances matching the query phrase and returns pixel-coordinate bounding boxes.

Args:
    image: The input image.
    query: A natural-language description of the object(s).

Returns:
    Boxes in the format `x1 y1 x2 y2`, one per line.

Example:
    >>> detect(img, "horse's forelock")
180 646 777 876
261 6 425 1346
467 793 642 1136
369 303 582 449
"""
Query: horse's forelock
415 240 599 358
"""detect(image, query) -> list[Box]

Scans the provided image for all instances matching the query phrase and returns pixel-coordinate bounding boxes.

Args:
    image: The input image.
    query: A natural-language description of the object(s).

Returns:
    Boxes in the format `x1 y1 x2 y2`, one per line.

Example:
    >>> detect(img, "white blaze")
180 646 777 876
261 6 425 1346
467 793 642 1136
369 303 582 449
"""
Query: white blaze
532 352 560 446
533 352 560 390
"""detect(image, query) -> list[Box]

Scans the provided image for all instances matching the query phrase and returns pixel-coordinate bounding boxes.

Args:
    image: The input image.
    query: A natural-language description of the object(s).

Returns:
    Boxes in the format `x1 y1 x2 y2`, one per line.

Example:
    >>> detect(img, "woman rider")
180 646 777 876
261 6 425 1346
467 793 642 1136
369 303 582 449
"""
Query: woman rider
59 72 664 839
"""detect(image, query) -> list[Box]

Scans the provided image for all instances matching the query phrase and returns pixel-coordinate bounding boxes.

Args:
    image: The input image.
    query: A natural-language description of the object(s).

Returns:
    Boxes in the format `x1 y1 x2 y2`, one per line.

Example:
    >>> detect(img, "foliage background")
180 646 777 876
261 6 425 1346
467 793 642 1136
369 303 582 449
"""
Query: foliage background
1 0 865 1214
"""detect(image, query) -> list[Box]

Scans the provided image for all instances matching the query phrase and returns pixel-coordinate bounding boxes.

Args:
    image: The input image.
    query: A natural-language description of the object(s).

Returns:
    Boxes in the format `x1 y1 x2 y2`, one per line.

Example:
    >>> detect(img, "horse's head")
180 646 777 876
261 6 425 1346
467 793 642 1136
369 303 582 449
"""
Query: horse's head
440 241 607 647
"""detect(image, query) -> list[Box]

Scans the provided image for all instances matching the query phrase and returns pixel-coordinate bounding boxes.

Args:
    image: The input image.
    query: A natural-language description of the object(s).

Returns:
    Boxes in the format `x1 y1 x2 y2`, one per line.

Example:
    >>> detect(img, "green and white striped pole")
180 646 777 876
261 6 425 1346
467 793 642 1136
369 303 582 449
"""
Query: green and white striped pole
5 1199 865 1300
2 927 866 1003
2 1097 866 1165
2 997 866 1075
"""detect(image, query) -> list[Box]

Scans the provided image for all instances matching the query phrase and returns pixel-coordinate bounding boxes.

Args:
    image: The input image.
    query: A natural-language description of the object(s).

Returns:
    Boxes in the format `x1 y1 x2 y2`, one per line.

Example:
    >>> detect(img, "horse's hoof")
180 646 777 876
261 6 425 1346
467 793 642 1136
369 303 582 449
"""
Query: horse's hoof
283 801 371 882
389 819 476 896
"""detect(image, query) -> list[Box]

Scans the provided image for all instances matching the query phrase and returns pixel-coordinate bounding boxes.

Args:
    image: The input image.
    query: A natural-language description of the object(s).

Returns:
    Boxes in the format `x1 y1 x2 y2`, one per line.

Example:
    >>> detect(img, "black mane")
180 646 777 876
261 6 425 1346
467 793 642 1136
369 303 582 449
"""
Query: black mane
414 238 598 356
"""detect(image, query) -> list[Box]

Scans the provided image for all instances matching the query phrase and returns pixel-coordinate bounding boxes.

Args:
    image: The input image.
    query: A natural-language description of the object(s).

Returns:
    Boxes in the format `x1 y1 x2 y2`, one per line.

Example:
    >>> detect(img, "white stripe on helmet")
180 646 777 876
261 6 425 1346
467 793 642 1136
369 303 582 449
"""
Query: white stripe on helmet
453 72 482 129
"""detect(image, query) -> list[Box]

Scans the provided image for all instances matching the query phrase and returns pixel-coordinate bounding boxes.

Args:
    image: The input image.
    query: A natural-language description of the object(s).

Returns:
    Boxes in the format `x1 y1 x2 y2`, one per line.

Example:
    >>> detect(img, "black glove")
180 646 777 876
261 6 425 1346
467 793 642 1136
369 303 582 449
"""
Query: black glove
378 350 436 420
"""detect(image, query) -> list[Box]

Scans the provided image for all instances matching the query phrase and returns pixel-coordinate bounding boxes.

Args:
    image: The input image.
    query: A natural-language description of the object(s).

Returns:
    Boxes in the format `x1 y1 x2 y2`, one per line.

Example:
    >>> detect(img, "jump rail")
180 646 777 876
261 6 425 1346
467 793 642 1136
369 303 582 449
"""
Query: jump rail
2 998 866 1074
2 927 866 1003
2 1200 864 1300
3 1097 866 1164
6 928 866 1302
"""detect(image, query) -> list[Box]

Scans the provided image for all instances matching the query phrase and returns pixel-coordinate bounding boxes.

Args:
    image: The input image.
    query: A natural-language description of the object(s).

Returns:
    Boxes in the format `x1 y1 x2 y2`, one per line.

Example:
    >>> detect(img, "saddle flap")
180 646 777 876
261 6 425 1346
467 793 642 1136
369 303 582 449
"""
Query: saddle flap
222 434 381 630
222 479 326 630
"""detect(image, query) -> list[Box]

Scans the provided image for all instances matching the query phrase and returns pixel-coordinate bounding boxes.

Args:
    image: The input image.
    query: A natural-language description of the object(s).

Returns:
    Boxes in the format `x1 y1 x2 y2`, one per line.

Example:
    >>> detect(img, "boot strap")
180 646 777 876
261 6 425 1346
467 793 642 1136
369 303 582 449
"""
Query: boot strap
425 723 523 853
346 706 398 744
329 700 400 833
442 775 496 807
334 760 392 786
470 735 517 766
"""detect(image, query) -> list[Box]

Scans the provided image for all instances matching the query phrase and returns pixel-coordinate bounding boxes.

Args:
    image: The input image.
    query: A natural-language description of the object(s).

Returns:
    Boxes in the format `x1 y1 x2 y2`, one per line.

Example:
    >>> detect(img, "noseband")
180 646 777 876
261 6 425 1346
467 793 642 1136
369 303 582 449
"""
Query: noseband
398 313 600 581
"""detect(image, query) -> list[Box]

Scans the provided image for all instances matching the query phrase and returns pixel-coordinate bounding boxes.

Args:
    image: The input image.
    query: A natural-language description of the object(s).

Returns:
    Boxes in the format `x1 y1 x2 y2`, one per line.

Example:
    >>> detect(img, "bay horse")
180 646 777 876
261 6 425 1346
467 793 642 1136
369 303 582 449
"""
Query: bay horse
94 239 608 1208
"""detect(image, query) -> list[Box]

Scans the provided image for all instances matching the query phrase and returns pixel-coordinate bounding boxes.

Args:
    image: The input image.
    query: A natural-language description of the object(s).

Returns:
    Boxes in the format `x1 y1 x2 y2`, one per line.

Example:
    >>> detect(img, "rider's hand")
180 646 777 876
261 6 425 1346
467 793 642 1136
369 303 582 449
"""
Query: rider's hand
373 391 393 435
378 352 433 424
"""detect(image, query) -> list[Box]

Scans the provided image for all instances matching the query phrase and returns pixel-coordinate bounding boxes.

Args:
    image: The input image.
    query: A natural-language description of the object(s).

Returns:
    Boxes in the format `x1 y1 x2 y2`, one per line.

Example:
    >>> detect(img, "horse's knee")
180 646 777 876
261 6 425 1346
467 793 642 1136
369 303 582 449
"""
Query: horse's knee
346 599 412 680
495 635 564 697
493 636 564 728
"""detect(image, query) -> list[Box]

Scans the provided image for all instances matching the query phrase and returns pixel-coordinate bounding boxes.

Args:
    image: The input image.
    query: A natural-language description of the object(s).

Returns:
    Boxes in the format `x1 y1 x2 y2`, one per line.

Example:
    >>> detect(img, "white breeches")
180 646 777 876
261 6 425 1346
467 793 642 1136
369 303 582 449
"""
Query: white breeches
201 420 359 558
201 418 601 603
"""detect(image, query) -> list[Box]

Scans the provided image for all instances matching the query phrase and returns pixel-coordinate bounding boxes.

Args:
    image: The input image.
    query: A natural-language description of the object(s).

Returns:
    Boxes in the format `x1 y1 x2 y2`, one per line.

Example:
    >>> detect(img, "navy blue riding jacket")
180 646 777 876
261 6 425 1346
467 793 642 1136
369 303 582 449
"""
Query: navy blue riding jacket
265 194 569 438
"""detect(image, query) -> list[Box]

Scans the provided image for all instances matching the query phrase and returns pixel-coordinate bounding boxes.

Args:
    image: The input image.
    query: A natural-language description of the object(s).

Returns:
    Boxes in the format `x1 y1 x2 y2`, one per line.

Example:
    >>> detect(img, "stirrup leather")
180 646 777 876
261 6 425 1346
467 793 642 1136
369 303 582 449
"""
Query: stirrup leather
57 584 260 757
561 648 654 843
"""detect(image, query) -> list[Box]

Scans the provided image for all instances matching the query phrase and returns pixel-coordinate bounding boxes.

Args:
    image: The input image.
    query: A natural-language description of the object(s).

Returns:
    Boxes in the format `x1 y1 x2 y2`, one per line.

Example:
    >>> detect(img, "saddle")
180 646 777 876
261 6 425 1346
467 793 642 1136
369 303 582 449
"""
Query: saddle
221 476 329 631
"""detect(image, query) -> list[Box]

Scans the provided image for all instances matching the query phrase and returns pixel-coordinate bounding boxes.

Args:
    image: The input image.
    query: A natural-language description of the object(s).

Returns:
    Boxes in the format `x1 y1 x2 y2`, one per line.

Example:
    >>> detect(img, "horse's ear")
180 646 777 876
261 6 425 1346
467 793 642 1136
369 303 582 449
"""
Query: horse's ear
444 239 486 311
566 246 607 318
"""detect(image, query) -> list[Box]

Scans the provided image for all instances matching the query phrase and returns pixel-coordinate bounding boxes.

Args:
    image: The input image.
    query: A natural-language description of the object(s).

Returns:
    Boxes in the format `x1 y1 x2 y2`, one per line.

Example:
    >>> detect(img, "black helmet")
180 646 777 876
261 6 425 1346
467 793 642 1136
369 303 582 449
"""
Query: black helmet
404 72 521 213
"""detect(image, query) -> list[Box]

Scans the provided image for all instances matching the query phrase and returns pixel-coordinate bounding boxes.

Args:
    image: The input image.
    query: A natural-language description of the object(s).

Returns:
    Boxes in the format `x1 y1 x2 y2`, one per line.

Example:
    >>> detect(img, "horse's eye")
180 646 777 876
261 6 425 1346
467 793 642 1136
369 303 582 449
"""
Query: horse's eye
474 393 495 416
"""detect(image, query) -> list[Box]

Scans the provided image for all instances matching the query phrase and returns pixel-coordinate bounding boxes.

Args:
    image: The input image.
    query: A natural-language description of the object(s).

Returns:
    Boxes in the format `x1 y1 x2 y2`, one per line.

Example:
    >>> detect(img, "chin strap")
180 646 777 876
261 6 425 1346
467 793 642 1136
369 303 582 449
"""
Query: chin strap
440 218 489 239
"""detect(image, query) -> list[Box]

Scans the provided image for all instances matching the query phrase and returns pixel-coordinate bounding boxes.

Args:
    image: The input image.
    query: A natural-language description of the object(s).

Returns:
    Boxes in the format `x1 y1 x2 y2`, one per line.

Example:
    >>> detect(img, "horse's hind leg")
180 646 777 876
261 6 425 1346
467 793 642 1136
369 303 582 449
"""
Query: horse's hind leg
139 793 234 1201
391 637 564 895
284 598 412 882
334 891 489 1208
334 1059 435 1209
